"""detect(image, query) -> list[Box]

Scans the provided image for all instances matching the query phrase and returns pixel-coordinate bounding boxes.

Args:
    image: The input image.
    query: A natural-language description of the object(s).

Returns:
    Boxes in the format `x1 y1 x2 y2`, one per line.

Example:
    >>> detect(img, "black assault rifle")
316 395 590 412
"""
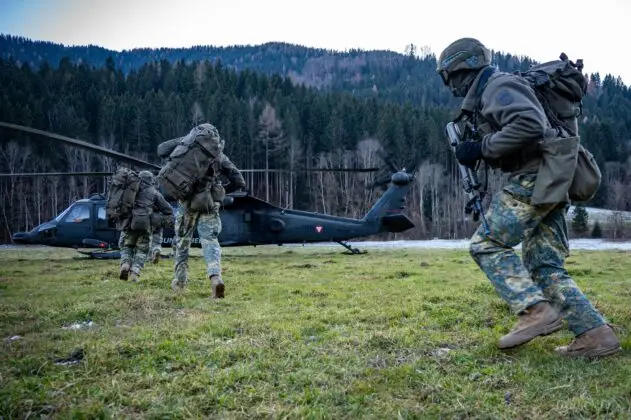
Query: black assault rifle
445 120 491 235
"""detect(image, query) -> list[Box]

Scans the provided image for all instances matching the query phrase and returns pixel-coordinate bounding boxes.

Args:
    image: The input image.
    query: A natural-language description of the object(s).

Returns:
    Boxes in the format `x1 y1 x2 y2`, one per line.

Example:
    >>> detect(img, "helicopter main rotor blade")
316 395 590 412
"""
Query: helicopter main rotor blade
0 168 381 177
0 122 160 171
240 168 380 173
0 172 114 177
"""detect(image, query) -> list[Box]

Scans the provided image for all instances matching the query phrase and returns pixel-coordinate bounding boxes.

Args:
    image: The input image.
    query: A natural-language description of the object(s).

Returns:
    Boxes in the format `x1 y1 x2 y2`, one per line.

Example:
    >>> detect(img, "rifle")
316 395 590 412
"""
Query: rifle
445 119 490 235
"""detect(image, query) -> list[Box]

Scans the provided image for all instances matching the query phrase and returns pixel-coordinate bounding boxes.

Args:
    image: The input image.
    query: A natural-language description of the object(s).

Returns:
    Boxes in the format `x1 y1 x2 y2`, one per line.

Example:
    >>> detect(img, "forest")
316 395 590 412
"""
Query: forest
1 35 631 243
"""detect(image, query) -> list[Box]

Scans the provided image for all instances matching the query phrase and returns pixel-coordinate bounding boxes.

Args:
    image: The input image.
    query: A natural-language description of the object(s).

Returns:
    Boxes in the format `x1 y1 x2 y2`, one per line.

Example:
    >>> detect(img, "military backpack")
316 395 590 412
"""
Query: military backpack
517 54 601 203
156 124 223 201
106 167 141 223
129 183 155 232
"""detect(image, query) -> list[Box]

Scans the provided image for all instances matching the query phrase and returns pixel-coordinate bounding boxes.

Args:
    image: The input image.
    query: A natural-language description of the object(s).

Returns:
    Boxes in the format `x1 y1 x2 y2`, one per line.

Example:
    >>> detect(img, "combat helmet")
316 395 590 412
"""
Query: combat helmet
138 170 154 184
436 38 491 86
195 123 225 154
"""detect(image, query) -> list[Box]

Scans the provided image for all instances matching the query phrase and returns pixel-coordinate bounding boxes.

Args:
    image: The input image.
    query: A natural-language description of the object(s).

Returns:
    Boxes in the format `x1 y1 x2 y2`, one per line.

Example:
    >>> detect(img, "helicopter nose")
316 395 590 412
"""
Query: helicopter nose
12 232 31 244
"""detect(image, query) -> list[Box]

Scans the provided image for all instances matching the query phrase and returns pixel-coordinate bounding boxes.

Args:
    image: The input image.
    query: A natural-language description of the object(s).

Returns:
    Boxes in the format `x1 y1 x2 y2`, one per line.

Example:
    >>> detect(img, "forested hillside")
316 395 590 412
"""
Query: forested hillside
1 35 631 242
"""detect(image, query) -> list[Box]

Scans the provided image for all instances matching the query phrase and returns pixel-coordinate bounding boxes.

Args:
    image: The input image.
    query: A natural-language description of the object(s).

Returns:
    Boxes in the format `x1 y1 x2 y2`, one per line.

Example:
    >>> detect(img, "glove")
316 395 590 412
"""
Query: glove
455 141 483 169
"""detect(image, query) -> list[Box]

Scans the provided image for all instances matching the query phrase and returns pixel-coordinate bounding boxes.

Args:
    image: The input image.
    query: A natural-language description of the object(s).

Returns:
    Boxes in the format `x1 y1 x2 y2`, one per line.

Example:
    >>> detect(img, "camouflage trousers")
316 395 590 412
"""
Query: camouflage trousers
120 229 162 262
119 229 151 275
469 174 605 336
172 203 222 286
150 228 163 256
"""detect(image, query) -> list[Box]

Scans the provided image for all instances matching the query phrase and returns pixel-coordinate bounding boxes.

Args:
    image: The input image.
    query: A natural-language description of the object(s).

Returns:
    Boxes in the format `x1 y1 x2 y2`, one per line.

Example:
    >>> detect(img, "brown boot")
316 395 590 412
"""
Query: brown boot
211 275 225 299
151 250 160 264
555 324 621 358
498 302 563 349
119 263 130 281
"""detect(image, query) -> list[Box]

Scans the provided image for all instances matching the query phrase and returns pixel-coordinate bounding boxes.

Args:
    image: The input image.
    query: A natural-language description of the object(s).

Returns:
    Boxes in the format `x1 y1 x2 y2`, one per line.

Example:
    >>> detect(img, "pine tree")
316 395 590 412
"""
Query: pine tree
591 221 603 238
572 206 589 235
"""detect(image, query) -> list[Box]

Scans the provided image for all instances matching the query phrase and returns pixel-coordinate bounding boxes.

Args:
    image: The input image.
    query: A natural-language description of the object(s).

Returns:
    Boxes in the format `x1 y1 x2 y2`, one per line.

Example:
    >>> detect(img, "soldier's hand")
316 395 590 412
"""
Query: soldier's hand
455 141 483 169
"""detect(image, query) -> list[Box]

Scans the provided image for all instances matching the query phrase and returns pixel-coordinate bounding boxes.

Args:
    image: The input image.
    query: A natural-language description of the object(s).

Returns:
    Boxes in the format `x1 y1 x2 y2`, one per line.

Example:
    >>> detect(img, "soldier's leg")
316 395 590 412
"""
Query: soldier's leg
150 228 163 264
129 232 150 282
523 206 606 335
172 205 199 289
119 230 138 280
118 230 126 249
197 211 223 298
523 208 620 357
469 175 562 348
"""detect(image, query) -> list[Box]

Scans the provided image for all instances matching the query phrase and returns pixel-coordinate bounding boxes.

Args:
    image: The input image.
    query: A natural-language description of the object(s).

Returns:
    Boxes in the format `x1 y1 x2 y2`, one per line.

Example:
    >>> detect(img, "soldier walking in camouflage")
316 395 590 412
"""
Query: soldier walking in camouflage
149 228 164 263
157 124 245 298
149 178 173 264
119 226 164 264
437 38 620 357
118 171 173 282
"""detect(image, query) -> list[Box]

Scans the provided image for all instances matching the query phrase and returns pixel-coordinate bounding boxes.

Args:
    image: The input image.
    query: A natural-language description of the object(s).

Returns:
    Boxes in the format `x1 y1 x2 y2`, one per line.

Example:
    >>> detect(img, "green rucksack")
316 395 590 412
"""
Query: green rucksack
106 167 141 222
156 123 224 201
518 53 587 136
519 54 601 203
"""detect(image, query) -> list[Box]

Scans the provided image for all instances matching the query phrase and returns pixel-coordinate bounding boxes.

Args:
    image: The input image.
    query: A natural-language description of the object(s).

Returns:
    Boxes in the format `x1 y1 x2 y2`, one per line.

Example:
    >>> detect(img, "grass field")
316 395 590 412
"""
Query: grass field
1 245 630 418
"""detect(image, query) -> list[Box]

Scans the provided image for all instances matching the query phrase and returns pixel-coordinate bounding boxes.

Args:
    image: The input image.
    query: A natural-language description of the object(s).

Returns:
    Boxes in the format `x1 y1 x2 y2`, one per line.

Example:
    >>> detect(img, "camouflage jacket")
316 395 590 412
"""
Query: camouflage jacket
118 180 173 231
197 153 246 194
460 67 558 175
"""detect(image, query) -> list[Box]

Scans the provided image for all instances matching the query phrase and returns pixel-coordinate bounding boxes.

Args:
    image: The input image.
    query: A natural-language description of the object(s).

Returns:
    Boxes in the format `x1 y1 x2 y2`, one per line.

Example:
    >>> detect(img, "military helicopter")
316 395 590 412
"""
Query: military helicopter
1 122 417 257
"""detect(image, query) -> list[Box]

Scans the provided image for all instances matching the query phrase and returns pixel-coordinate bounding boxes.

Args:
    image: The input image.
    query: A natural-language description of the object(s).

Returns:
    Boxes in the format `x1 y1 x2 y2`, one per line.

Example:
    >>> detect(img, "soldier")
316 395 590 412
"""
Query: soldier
149 179 173 264
158 124 245 298
119 171 173 282
436 38 620 358
150 228 164 264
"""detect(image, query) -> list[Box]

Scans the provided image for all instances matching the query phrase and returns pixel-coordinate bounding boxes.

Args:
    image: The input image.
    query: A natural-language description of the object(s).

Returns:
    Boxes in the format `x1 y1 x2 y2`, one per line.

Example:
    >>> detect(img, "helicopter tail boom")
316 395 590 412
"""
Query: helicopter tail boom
362 171 414 232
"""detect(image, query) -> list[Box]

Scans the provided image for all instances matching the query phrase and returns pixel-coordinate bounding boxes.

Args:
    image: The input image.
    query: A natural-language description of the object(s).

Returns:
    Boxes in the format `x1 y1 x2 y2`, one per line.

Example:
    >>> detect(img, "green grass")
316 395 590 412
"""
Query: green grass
0 245 630 418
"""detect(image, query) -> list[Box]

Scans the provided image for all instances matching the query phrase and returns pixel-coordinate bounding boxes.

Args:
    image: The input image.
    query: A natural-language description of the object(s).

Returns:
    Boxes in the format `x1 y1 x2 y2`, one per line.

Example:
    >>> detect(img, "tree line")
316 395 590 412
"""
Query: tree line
1 38 630 242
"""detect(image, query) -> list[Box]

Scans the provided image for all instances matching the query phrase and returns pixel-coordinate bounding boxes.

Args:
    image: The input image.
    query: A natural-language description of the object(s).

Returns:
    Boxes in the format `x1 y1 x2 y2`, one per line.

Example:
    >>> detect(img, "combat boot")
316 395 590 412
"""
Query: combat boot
119 263 130 281
211 275 225 299
131 271 140 283
171 279 184 292
151 250 160 264
555 324 621 358
498 302 563 349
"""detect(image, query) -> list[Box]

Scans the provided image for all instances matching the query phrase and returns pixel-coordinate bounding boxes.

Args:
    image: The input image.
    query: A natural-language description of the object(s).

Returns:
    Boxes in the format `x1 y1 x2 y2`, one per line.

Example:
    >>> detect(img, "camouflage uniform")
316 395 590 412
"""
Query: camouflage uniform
469 174 604 336
148 188 173 264
120 227 164 264
150 228 163 260
118 171 173 281
438 38 618 355
161 126 245 296
173 203 223 284
120 230 151 276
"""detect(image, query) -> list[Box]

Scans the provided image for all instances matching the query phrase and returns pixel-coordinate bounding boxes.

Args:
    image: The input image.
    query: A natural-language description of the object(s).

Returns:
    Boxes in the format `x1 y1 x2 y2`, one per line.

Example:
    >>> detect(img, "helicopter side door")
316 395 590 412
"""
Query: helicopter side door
53 202 94 247
94 203 120 246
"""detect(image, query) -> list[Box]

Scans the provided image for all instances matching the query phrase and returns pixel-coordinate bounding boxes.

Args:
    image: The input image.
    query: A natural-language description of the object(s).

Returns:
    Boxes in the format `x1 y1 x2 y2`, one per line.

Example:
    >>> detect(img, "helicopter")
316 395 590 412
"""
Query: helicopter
1 122 417 257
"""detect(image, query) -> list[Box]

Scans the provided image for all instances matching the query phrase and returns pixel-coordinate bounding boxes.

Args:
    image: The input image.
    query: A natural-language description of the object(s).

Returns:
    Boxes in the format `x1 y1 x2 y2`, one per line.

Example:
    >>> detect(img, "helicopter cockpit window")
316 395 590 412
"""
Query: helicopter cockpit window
63 204 91 223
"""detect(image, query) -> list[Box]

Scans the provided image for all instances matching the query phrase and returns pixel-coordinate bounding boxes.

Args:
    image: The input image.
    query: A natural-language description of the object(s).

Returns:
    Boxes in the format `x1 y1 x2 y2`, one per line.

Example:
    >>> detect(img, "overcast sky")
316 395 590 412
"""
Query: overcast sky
1 0 630 85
